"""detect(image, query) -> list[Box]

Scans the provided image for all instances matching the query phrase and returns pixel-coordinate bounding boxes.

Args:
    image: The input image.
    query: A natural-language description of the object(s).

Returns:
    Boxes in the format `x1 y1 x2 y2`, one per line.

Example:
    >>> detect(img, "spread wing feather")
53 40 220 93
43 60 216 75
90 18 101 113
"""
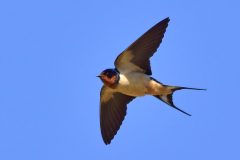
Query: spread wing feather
114 17 170 75
100 86 135 144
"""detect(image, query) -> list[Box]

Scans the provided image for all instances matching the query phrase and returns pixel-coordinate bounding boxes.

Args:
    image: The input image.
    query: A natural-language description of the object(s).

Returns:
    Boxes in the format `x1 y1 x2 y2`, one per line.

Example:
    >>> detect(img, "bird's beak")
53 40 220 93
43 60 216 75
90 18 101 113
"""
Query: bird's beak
96 75 102 78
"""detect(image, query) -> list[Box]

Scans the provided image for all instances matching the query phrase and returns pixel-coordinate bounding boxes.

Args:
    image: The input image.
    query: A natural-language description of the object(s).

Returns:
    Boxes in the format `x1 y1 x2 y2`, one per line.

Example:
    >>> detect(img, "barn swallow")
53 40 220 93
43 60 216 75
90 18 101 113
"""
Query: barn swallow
97 17 205 145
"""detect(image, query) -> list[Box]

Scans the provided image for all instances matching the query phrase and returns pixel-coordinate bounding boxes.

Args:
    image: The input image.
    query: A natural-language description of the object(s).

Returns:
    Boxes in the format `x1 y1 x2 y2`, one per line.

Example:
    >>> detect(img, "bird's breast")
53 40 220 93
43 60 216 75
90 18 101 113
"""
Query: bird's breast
115 73 150 97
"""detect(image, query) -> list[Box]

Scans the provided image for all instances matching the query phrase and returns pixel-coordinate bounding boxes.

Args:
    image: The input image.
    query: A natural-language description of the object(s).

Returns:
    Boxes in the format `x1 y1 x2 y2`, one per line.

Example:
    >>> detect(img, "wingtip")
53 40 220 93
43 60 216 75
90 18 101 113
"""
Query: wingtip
103 139 111 145
164 17 170 22
104 142 110 145
159 17 170 24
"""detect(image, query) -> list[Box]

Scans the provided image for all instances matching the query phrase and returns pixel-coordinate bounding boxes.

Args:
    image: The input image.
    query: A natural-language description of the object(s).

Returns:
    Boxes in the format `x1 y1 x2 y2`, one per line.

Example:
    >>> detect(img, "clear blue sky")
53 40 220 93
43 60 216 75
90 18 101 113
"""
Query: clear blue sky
0 0 239 160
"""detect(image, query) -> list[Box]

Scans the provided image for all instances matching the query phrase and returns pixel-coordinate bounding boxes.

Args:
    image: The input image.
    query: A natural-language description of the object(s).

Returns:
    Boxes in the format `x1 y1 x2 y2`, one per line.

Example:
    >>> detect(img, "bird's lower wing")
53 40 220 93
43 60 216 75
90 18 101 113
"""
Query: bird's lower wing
100 86 135 144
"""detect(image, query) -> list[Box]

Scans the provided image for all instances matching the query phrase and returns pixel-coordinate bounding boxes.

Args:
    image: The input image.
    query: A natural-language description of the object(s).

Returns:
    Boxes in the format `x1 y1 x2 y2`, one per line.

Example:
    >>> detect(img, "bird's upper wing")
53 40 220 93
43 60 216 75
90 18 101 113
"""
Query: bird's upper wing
114 17 170 75
100 86 135 144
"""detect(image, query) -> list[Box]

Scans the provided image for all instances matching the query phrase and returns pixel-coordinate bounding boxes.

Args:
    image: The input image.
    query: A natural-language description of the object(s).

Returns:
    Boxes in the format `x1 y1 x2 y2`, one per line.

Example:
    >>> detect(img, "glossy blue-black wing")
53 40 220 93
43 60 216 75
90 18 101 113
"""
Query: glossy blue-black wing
100 86 135 144
114 17 170 75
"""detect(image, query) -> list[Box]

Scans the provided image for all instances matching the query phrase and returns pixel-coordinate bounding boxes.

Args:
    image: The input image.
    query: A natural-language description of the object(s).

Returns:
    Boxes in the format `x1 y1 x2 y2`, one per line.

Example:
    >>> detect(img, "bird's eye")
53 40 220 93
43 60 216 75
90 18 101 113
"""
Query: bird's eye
107 72 114 78
106 73 111 78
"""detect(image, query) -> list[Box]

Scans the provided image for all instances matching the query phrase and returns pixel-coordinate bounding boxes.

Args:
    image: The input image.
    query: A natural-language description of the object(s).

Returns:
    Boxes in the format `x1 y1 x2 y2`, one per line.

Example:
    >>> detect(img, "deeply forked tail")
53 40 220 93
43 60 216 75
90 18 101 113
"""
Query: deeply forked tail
154 86 206 116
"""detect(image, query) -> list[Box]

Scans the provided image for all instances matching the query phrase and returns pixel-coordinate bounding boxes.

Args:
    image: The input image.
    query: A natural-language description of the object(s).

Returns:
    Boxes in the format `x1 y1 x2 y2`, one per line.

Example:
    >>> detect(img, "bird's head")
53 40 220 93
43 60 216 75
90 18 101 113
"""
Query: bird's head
97 69 119 88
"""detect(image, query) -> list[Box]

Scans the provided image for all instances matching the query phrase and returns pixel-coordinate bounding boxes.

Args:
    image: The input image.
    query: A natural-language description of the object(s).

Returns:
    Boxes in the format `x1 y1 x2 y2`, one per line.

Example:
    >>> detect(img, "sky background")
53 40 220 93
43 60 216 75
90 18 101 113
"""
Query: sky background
0 0 240 160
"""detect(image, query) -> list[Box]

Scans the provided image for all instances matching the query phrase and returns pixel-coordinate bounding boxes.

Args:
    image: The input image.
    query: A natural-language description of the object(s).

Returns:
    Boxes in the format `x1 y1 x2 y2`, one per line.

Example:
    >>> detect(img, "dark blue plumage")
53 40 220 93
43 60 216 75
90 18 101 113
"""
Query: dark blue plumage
101 69 119 78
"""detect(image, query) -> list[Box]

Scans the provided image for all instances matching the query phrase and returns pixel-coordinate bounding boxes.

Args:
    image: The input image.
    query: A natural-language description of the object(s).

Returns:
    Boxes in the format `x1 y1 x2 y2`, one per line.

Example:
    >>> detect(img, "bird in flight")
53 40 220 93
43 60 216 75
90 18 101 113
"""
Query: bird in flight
97 17 205 145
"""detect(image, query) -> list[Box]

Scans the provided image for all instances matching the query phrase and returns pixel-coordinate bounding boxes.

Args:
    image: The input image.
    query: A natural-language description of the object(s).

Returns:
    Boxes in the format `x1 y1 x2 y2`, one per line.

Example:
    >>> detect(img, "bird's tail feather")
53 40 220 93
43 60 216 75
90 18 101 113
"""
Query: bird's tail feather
154 85 206 116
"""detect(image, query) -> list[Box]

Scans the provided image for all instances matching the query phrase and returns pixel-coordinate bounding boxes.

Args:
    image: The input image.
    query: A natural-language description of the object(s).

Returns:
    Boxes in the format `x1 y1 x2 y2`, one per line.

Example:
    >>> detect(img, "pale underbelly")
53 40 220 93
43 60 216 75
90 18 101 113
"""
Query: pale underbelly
115 73 167 97
116 84 147 97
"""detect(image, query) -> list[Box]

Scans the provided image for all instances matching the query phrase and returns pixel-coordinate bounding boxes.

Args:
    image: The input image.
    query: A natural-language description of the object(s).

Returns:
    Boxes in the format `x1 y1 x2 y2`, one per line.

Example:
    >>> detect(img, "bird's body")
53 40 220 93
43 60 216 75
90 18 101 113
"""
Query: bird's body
110 72 169 97
97 17 205 145
118 72 151 96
